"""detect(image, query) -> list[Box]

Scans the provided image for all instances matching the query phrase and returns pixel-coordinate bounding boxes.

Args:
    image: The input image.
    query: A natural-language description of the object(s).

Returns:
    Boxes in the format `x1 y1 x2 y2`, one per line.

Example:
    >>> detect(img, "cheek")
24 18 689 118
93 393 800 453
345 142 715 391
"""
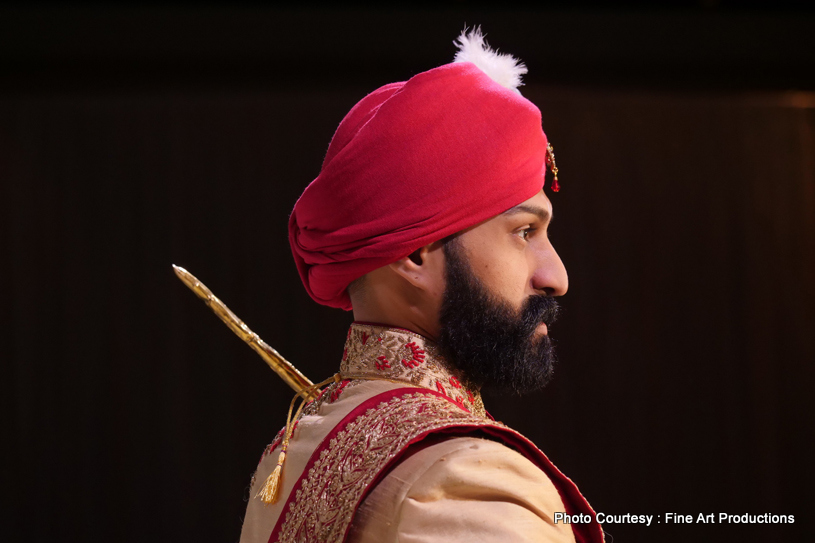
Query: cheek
468 245 530 302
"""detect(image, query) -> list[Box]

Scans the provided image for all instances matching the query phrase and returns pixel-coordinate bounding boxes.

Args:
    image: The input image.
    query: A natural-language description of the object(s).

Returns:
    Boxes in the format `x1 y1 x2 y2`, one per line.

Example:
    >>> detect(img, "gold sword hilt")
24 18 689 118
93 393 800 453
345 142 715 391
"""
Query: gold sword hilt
172 265 317 401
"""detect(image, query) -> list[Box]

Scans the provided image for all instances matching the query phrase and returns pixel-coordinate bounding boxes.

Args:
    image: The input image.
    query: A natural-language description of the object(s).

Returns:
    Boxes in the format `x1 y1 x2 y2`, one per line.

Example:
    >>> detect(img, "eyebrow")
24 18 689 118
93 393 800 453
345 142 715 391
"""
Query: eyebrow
501 204 552 223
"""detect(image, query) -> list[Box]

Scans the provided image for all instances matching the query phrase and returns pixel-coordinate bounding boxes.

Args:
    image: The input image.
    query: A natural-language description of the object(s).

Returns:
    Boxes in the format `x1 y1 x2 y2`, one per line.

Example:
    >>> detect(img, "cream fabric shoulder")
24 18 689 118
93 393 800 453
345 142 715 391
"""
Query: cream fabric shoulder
348 436 576 543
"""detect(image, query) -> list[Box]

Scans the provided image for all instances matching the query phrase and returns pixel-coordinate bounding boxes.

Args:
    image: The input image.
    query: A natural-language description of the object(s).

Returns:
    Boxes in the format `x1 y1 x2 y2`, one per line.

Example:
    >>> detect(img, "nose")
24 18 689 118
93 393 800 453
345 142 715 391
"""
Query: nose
531 240 569 297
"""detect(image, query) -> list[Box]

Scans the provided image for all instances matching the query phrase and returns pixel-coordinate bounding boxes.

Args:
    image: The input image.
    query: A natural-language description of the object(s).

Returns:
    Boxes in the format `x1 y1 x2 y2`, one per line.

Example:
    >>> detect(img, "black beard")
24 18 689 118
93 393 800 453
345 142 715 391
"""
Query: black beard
436 239 561 395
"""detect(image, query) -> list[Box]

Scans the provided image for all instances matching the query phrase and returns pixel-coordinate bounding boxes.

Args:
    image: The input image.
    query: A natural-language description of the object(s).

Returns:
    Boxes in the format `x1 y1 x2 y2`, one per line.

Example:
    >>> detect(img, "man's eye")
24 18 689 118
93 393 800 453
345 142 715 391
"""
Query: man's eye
519 227 537 241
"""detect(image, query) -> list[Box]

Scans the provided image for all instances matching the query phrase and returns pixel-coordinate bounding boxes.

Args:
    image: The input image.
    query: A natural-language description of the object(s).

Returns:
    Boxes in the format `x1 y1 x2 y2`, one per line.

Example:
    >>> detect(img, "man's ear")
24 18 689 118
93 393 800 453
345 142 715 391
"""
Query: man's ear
388 242 445 292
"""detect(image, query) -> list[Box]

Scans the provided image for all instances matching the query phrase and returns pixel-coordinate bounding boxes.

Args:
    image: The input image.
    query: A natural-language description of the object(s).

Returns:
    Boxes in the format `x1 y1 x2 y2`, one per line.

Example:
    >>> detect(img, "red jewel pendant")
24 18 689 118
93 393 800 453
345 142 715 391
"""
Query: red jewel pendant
546 143 560 192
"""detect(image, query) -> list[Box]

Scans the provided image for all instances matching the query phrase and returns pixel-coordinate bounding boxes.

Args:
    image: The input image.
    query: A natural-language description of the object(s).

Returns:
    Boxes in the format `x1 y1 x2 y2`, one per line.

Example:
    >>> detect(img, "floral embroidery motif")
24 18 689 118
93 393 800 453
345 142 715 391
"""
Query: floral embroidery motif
374 356 391 370
275 391 504 543
300 381 366 419
339 323 485 417
330 379 351 402
401 341 425 368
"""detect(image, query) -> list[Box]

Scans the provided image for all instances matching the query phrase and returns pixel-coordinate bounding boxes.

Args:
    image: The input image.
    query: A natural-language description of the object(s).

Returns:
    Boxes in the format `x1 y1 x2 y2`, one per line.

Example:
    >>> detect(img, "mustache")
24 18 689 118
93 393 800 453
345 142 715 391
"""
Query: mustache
521 295 560 329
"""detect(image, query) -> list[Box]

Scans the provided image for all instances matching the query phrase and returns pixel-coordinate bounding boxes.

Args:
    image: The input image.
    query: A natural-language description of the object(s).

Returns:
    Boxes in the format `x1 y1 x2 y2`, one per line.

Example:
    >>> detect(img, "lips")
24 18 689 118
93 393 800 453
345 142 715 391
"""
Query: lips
522 295 559 335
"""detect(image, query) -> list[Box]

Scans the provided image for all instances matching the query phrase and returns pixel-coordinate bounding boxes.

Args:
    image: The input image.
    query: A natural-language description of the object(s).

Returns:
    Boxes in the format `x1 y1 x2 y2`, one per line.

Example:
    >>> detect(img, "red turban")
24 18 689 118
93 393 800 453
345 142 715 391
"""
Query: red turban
289 61 551 310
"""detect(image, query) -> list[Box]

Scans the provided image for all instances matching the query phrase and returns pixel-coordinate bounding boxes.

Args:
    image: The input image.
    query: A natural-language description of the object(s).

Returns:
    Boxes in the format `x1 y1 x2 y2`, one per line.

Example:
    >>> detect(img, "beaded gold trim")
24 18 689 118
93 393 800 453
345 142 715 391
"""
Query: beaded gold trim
274 390 504 543
339 323 486 417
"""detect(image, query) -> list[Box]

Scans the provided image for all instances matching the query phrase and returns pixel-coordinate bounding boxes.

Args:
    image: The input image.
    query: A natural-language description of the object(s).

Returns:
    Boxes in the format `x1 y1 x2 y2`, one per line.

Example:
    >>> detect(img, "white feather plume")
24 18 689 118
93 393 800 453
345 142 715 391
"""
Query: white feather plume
453 26 527 93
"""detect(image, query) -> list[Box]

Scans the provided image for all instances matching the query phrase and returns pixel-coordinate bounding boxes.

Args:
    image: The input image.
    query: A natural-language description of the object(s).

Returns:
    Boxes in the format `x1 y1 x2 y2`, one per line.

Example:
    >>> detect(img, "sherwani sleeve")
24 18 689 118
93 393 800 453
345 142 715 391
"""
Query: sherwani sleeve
347 436 577 543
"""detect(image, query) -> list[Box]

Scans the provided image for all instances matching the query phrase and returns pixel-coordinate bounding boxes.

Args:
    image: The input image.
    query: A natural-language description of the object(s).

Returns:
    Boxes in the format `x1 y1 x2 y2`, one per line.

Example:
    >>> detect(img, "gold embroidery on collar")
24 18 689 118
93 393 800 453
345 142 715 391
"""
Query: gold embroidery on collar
276 391 505 543
339 323 486 418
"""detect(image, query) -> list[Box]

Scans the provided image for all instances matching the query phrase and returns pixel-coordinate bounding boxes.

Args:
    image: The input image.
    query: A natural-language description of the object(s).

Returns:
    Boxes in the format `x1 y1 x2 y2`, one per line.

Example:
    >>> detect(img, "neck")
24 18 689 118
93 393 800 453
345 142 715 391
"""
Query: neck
351 299 440 341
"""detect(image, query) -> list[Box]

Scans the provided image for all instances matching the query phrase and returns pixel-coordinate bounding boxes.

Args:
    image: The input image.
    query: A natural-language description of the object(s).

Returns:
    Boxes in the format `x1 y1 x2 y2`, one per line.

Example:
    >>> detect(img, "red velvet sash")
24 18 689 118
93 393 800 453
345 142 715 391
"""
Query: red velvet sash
268 387 604 543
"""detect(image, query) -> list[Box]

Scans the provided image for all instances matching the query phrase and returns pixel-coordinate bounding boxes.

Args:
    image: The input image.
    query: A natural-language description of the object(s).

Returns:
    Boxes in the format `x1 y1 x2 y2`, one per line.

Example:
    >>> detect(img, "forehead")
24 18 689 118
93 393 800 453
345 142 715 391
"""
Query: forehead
454 189 552 246
500 190 553 221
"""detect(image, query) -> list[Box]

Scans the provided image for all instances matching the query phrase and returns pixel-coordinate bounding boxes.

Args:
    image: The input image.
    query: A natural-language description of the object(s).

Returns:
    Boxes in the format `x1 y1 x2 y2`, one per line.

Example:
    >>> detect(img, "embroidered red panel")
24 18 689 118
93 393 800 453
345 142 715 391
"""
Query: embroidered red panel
267 388 603 543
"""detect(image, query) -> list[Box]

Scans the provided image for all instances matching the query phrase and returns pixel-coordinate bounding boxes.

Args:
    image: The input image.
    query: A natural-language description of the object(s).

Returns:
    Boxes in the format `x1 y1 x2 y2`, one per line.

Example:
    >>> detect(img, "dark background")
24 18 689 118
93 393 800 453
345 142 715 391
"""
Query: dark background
2 2 813 542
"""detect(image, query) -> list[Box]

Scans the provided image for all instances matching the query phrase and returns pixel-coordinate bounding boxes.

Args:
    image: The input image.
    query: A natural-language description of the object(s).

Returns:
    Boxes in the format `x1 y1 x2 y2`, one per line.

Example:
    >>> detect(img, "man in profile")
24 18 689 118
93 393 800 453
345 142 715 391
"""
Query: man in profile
239 29 603 543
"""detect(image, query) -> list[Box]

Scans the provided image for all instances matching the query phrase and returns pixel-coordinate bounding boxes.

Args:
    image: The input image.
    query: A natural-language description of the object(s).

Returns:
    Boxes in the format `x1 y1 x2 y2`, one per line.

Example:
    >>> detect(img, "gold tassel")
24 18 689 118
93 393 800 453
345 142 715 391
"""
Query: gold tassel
254 373 342 506
257 450 286 504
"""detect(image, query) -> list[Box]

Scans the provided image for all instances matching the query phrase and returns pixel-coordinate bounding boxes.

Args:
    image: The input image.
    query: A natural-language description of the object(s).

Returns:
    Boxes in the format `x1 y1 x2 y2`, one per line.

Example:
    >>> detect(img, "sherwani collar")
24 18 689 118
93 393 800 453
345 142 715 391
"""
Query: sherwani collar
339 322 487 418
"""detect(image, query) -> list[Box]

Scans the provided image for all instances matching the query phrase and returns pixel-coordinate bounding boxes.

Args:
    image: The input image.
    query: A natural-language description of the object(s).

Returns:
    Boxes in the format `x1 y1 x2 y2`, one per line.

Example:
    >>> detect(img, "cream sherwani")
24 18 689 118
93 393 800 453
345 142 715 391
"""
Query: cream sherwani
239 324 598 543
348 435 576 542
